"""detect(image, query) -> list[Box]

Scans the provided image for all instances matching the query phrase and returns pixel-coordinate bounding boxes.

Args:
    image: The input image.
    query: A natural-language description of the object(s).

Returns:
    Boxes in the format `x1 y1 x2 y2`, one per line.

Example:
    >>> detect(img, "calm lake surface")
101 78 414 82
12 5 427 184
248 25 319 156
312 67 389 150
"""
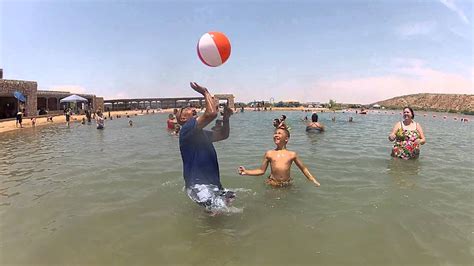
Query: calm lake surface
0 111 472 265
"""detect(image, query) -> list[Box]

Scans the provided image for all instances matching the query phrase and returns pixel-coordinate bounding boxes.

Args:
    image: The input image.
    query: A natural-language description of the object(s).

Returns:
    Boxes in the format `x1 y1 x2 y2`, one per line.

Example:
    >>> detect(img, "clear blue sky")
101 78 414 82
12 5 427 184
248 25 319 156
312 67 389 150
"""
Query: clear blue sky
1 0 472 104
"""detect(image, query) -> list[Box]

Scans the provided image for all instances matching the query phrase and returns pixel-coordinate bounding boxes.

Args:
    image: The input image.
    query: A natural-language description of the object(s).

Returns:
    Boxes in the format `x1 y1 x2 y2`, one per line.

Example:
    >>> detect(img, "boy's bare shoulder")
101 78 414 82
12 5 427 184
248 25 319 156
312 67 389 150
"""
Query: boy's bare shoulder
288 150 298 157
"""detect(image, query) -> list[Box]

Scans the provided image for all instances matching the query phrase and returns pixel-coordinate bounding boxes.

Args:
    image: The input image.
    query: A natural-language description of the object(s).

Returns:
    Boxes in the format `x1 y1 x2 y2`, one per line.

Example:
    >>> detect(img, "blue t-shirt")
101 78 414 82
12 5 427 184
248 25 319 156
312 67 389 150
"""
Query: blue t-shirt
179 117 222 189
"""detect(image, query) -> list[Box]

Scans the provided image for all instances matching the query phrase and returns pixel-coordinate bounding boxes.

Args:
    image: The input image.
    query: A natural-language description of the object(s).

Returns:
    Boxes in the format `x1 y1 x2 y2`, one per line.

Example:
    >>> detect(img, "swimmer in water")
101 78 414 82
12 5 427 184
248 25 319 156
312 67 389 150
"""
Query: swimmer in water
238 125 320 187
166 113 176 130
96 111 105 129
306 113 325 132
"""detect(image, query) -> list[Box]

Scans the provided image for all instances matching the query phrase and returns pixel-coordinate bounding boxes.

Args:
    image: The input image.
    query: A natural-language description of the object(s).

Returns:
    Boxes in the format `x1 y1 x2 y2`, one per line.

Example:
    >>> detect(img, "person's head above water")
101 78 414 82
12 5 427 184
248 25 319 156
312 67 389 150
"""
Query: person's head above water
280 115 287 121
403 107 415 121
274 126 290 148
273 118 281 128
168 113 174 119
176 106 198 125
311 113 319 122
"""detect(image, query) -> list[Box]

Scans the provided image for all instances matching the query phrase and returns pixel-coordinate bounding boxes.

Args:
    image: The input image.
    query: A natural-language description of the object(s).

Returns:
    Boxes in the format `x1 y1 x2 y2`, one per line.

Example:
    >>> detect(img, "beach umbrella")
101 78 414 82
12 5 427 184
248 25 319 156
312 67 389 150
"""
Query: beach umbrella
13 91 26 102
60 95 89 112
60 94 88 103
13 91 26 113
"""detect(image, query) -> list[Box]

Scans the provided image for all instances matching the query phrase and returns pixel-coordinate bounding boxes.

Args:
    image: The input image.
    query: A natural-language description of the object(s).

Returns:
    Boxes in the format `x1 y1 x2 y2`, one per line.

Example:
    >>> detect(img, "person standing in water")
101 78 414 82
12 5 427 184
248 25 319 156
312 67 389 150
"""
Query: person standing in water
16 110 23 128
238 125 320 187
388 107 426 159
96 110 105 129
306 113 325 132
177 82 235 213
167 113 177 131
65 108 71 127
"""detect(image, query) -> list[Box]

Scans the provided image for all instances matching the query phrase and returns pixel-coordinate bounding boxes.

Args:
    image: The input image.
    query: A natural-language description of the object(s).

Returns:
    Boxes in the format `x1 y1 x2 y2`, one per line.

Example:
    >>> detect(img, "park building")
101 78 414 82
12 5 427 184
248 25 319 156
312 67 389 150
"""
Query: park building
104 94 235 111
0 69 104 119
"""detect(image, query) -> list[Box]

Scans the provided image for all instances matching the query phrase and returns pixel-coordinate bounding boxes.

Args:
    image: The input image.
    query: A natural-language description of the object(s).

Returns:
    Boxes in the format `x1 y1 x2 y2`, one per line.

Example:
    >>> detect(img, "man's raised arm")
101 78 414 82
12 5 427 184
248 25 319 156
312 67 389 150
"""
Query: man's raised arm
191 82 218 129
212 104 233 142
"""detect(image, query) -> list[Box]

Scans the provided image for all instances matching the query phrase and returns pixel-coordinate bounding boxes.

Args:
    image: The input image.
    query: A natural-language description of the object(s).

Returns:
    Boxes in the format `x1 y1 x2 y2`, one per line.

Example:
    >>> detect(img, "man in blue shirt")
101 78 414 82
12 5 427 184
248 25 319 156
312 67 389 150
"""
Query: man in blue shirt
177 82 234 212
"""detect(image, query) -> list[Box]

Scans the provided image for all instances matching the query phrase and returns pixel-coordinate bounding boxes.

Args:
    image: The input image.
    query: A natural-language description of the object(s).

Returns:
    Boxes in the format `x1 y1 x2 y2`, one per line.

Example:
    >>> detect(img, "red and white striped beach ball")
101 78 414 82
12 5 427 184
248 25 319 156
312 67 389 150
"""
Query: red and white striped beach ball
197 32 231 67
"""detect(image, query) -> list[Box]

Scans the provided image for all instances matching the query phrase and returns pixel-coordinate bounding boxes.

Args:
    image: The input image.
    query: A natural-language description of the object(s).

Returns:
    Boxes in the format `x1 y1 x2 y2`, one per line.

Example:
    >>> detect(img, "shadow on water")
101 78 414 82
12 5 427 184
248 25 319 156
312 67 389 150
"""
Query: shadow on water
387 158 421 188
305 130 323 145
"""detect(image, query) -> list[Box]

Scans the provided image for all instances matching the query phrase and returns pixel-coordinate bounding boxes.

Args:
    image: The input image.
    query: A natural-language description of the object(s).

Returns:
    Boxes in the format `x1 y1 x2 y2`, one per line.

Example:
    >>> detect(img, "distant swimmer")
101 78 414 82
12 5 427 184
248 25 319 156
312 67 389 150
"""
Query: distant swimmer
238 125 320 187
64 108 71 127
177 82 235 214
273 114 291 130
166 113 176 130
306 113 324 132
273 118 281 128
173 123 180 135
96 111 105 130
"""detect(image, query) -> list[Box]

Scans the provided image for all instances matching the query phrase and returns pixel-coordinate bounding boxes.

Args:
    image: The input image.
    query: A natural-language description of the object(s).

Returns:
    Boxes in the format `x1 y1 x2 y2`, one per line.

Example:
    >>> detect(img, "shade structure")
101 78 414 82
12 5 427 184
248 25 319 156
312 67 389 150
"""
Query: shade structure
60 94 88 103
13 91 26 102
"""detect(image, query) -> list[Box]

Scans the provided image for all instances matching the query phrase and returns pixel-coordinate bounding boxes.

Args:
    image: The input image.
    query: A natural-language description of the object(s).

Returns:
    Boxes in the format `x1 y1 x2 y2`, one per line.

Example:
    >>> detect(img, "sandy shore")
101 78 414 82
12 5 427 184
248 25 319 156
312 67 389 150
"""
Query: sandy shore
0 109 174 134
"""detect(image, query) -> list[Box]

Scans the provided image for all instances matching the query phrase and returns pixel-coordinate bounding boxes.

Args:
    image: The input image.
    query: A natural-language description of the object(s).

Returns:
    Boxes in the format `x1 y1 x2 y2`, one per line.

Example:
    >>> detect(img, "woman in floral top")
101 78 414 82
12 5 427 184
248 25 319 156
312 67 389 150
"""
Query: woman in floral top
388 107 426 159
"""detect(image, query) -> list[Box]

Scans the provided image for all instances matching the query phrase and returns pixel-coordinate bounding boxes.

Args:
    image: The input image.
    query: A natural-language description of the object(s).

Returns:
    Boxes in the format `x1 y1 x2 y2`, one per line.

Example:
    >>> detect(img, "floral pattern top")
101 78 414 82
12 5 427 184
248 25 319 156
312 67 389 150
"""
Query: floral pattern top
391 121 420 160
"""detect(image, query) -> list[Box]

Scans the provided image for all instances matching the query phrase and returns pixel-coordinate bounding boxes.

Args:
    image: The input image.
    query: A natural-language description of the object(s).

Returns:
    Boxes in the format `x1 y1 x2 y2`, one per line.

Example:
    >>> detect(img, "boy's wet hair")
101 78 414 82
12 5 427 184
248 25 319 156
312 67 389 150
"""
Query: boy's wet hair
276 124 290 138
311 113 318 122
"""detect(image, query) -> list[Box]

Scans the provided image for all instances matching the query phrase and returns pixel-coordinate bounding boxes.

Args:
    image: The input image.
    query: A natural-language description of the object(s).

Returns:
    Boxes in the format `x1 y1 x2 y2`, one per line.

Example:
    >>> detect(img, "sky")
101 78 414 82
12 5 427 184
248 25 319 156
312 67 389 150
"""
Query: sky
1 0 472 104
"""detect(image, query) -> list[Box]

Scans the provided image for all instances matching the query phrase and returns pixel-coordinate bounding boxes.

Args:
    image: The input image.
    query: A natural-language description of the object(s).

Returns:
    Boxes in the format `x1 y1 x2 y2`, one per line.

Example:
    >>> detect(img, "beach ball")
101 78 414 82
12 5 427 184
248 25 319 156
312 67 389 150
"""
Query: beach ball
197 32 231 67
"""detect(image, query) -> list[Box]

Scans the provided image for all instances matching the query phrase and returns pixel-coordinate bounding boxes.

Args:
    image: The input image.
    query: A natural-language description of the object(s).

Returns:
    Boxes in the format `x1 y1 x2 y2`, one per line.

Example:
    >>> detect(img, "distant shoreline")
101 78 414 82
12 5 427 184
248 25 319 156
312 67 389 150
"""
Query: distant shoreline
1 107 471 134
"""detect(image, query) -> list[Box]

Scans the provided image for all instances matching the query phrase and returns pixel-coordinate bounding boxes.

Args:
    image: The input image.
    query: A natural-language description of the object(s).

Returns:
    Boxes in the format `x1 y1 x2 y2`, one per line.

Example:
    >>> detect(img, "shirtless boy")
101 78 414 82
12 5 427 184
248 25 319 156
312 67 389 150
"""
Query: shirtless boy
238 126 320 187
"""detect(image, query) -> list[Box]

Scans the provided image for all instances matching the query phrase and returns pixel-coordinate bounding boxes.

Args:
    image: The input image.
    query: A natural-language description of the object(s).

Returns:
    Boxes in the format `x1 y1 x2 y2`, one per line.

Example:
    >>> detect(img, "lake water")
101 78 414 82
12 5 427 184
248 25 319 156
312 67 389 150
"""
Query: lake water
0 111 472 265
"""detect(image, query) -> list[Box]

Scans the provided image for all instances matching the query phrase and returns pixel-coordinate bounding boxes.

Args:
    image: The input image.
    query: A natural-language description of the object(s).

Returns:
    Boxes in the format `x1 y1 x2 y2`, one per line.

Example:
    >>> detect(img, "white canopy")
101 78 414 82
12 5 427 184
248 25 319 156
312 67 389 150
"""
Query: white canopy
60 94 88 103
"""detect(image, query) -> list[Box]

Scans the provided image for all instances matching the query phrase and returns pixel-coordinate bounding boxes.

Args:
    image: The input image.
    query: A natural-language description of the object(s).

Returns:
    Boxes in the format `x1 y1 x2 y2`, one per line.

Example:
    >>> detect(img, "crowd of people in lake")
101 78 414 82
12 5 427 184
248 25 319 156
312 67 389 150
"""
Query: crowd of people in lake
6 82 468 216
172 82 438 214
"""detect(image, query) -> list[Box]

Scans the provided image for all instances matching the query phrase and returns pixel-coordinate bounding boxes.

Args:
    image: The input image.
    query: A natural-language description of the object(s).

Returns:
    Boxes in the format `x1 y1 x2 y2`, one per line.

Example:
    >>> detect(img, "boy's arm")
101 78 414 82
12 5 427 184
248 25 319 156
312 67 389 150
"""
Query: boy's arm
294 154 320 187
238 152 270 176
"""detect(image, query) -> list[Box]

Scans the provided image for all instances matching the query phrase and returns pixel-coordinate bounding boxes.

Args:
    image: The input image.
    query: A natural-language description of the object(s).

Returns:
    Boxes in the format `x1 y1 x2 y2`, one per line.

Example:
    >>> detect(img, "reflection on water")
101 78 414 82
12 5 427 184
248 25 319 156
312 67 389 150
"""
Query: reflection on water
0 111 473 265
387 158 421 188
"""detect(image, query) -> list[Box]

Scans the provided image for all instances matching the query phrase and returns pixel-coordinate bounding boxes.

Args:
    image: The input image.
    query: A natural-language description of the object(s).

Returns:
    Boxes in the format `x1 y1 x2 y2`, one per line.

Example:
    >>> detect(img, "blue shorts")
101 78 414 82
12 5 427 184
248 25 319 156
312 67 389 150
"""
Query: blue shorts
186 184 235 212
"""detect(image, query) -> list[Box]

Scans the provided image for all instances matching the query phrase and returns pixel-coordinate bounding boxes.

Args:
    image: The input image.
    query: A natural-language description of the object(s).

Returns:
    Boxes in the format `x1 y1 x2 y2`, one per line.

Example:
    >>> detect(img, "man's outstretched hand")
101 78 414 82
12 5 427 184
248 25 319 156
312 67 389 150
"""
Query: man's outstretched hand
190 82 209 95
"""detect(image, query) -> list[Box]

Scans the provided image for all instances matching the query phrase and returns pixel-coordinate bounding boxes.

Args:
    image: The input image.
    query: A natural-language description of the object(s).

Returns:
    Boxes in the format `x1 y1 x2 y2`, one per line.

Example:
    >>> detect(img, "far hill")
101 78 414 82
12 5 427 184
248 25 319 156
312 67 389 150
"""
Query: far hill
373 93 474 113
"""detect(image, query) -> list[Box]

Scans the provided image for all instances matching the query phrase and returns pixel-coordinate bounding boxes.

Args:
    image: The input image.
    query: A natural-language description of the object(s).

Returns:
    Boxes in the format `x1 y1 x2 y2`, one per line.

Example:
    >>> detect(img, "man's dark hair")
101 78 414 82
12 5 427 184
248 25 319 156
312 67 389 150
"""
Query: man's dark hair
273 118 281 128
311 113 318 122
